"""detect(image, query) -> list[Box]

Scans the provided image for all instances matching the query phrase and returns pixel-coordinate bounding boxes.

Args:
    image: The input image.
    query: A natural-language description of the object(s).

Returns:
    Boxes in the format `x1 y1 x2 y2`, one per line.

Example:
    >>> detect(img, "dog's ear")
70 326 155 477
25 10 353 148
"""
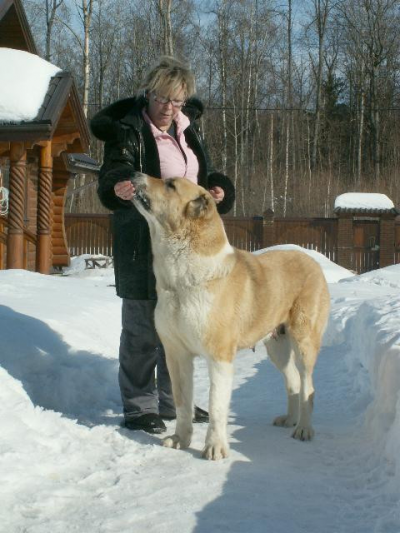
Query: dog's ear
186 194 210 218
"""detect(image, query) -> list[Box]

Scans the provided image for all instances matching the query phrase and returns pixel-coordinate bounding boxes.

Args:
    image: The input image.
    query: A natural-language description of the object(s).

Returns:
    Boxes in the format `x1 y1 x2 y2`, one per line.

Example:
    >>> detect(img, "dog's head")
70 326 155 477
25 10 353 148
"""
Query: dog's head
131 174 217 234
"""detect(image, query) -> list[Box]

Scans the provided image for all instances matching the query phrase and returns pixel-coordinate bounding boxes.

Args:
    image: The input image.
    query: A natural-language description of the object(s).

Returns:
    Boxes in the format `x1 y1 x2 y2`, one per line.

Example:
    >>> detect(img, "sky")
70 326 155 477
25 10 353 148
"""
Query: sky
1 247 400 532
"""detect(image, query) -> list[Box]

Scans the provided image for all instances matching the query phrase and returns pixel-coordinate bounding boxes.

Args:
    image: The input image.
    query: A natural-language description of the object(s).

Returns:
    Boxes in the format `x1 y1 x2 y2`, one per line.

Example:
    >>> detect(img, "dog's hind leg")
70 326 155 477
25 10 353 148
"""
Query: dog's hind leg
202 358 234 460
290 332 319 441
263 328 300 428
162 346 194 451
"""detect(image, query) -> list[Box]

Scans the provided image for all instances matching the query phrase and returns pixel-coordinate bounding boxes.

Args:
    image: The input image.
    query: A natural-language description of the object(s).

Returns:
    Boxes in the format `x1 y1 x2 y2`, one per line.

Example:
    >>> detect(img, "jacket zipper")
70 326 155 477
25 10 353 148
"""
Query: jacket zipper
137 131 143 172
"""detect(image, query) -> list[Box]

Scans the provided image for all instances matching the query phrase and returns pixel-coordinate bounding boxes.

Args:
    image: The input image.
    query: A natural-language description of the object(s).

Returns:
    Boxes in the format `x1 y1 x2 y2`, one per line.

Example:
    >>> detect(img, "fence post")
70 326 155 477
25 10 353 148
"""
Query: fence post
379 213 396 268
337 213 353 270
262 209 275 249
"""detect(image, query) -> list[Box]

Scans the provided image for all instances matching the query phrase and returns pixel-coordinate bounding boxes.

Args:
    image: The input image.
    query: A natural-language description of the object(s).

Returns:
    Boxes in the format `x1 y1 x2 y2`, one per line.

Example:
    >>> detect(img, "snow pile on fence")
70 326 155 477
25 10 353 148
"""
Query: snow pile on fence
334 192 395 210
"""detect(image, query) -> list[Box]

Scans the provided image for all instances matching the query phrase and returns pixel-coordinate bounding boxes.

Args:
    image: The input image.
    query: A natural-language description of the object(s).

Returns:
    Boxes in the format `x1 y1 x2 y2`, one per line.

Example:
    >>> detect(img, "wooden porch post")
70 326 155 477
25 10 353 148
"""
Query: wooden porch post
379 213 396 268
7 142 26 269
262 209 275 249
337 213 354 271
36 141 53 274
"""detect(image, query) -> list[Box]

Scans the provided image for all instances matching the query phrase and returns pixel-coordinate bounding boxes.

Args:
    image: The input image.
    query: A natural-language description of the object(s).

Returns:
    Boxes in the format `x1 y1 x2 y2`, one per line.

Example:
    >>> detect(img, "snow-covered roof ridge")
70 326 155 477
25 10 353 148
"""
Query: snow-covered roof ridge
334 192 396 213
0 47 61 123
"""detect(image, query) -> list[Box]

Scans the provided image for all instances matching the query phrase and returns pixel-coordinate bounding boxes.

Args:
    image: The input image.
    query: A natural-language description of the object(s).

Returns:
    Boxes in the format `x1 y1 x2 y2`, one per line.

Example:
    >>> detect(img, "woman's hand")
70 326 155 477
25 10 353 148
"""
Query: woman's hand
209 186 225 204
114 180 135 201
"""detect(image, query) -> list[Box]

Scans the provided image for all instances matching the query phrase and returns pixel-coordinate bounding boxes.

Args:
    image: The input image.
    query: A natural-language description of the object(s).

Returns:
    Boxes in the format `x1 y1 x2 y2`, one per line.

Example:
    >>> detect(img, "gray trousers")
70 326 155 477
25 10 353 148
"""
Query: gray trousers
119 299 176 420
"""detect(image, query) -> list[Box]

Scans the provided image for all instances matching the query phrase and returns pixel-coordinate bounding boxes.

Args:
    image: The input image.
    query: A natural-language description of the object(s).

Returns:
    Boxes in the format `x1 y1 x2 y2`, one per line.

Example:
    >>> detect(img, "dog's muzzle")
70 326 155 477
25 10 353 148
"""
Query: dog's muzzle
132 173 151 211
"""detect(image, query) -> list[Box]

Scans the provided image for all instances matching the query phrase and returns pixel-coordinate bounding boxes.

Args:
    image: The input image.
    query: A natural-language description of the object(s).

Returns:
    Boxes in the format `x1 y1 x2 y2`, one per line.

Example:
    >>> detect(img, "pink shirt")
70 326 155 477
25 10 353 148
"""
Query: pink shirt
142 110 199 183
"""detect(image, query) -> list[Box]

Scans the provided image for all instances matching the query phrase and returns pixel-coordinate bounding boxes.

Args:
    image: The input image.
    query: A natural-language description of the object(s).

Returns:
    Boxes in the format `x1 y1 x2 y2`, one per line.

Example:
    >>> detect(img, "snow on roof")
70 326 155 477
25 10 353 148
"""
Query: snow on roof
0 48 61 123
334 192 394 211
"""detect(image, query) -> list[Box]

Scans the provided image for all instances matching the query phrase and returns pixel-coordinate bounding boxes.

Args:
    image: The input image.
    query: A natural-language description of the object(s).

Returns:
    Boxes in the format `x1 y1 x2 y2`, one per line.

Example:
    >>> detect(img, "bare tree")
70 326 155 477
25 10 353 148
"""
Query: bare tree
24 0 400 215
308 0 332 169
215 0 230 174
339 0 400 182
45 0 64 61
283 0 292 216
78 0 95 117
157 0 174 55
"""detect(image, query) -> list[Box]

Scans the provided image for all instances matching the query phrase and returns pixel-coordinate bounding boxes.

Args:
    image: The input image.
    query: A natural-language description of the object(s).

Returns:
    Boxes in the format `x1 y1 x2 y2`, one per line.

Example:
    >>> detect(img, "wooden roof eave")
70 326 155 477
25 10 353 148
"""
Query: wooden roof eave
68 80 90 152
0 72 84 147
0 122 53 142
38 72 73 127
334 207 398 216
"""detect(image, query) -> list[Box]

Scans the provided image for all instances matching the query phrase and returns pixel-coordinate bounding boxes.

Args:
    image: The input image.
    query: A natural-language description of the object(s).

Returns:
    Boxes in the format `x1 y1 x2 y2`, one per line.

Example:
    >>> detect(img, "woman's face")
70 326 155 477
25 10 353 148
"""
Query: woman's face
146 86 186 131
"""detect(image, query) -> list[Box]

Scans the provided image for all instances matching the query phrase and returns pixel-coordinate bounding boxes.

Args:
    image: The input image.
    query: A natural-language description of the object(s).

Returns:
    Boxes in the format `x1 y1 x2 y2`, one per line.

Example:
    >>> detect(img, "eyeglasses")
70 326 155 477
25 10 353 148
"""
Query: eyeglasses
152 93 186 108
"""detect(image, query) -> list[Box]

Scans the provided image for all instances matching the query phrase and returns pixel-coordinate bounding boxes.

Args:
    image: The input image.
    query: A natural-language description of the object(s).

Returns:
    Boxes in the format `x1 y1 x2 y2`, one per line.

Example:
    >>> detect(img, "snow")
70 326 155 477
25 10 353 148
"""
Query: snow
0 48 61 123
1 249 400 532
335 192 395 210
254 244 355 283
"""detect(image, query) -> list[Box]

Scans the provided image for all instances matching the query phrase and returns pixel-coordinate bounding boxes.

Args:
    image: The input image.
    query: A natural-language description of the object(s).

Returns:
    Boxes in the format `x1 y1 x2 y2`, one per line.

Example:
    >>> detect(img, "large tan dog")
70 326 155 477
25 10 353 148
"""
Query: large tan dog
132 174 330 460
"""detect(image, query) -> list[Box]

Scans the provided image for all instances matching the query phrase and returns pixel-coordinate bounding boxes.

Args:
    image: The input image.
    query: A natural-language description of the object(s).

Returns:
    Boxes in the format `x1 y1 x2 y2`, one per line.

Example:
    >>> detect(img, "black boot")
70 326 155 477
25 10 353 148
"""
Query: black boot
123 413 166 434
193 406 209 423
160 405 209 423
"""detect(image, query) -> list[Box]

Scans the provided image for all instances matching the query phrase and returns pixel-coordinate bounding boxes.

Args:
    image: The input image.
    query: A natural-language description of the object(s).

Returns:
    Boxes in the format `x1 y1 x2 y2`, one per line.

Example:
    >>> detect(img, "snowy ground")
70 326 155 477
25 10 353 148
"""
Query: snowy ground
1 249 400 533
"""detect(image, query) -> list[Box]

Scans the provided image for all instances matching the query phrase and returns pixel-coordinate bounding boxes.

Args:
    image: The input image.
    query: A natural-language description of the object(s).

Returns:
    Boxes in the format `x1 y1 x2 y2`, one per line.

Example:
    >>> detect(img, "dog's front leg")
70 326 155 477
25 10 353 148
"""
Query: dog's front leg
203 359 234 460
163 351 194 450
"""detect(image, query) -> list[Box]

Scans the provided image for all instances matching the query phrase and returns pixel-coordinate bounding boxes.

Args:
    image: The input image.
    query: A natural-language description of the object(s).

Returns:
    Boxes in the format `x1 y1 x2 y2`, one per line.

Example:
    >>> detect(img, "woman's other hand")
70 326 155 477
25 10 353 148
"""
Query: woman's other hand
209 186 225 204
114 180 135 201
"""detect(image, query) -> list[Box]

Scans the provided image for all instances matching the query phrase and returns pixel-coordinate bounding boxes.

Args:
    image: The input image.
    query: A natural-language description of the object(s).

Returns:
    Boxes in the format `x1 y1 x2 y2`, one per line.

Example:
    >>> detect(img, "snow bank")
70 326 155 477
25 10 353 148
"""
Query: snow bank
0 48 61 122
326 264 400 495
62 254 115 283
254 244 354 283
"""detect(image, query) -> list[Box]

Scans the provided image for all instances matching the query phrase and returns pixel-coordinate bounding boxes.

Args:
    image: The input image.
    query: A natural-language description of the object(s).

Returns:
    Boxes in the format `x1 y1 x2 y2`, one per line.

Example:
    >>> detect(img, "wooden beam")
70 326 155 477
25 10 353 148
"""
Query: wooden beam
0 142 10 156
51 132 80 145
52 142 68 158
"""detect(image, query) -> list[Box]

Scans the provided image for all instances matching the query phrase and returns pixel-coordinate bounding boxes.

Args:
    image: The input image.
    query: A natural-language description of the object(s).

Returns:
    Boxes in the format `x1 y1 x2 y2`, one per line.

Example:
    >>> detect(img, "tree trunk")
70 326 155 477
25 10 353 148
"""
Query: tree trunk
311 0 330 169
158 0 174 55
283 0 292 217
357 65 365 188
45 0 64 61
81 0 93 118
217 3 228 174
269 113 275 212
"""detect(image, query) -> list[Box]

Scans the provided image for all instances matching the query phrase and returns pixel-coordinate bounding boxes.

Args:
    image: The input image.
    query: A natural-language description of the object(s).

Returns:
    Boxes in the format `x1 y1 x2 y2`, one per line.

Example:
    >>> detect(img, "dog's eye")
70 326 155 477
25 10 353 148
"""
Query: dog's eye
166 180 176 190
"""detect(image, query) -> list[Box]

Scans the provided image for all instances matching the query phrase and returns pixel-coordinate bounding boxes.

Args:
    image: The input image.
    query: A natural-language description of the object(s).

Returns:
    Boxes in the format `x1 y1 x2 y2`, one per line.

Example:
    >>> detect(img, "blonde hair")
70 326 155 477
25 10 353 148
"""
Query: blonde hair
138 56 196 99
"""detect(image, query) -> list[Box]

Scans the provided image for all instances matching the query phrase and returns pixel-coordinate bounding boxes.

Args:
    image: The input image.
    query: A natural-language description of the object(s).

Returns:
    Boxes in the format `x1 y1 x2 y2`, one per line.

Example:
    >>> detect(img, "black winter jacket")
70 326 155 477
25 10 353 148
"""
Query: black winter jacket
90 95 235 300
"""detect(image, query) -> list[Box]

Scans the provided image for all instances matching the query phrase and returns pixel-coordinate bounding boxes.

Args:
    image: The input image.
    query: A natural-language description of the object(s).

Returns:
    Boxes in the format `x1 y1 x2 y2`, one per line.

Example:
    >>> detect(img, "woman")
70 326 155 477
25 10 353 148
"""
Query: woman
90 56 235 434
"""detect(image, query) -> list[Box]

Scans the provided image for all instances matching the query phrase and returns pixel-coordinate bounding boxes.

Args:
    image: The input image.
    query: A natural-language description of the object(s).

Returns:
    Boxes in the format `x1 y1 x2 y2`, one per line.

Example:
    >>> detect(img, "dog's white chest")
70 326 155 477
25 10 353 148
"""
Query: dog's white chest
156 286 212 354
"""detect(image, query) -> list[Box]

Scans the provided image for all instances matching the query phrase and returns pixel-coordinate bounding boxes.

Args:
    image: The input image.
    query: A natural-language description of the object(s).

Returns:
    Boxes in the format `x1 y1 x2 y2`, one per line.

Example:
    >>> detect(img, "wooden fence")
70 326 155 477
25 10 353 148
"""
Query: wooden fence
65 214 113 257
65 213 400 274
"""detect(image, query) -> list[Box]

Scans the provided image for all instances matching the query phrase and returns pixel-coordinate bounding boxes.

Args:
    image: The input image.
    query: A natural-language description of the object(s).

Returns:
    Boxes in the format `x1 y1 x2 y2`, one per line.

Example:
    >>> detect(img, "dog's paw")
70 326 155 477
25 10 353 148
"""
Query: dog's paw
162 434 191 450
292 425 314 441
202 442 229 461
273 414 297 428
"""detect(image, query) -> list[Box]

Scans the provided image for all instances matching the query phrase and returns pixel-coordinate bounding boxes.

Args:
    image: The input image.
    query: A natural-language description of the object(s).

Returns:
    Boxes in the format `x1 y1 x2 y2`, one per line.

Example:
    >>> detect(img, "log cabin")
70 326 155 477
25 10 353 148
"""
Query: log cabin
0 0 93 273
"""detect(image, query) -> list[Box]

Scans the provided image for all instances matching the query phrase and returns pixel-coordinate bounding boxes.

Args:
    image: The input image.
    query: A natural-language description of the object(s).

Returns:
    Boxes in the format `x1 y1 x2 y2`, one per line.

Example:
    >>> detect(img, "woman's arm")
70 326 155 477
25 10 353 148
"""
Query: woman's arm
190 121 236 214
207 171 236 214
97 139 138 211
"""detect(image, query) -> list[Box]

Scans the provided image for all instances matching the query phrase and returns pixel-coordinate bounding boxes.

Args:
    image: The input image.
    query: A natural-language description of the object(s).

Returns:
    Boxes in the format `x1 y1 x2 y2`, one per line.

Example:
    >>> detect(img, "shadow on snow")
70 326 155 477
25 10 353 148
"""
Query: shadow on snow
0 304 121 427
